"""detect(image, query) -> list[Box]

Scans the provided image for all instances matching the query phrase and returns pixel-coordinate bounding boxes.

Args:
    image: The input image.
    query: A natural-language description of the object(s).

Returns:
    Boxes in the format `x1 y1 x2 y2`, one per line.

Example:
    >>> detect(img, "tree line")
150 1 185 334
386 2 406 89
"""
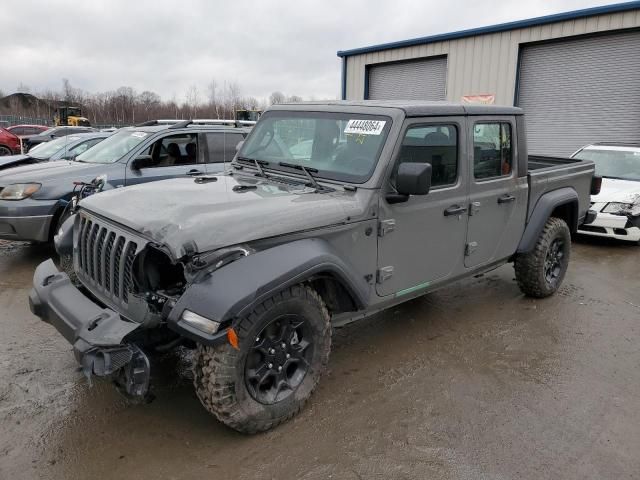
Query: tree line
0 79 308 126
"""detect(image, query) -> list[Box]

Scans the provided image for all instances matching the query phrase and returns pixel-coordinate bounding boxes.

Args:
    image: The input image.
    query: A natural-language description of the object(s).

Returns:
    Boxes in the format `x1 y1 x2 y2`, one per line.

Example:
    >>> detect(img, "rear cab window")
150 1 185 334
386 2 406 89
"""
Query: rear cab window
473 123 513 179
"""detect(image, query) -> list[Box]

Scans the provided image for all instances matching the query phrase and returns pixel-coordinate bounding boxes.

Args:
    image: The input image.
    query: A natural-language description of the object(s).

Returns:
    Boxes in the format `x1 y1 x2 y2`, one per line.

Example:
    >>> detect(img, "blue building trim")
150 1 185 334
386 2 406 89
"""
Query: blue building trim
341 57 347 100
337 1 640 58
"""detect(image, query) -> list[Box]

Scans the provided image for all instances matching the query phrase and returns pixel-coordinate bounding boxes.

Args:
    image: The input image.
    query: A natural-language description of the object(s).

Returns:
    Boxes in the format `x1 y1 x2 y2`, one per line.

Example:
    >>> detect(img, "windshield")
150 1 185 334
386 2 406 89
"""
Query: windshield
574 147 640 181
76 129 148 164
238 111 391 183
29 135 81 159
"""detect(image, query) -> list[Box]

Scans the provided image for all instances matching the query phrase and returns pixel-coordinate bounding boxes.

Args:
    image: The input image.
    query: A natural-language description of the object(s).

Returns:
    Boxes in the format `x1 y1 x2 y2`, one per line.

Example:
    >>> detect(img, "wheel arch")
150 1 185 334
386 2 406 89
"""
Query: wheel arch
517 187 578 254
167 238 370 343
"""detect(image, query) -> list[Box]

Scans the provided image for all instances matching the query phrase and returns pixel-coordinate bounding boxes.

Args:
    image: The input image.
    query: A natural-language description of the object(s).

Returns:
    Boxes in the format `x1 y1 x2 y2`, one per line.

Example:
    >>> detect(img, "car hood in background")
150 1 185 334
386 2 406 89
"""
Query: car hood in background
0 160 117 197
81 173 372 258
592 178 640 204
0 155 38 171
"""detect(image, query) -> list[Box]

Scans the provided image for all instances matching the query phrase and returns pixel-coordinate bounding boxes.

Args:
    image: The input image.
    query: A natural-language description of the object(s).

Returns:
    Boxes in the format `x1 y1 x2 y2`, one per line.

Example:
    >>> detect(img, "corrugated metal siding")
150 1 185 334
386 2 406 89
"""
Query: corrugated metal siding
344 9 640 104
517 30 640 156
368 57 447 100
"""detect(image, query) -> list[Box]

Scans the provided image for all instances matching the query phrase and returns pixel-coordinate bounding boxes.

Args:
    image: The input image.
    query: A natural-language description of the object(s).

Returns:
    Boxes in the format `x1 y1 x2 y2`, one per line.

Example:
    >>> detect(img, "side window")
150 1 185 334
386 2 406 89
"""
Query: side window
205 133 244 163
12 127 26 136
473 123 512 179
54 129 68 137
150 133 198 168
395 124 458 188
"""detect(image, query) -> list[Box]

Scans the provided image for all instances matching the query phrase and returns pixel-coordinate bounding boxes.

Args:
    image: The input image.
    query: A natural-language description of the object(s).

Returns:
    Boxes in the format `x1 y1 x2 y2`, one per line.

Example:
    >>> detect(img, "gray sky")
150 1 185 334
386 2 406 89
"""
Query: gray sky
1 0 610 103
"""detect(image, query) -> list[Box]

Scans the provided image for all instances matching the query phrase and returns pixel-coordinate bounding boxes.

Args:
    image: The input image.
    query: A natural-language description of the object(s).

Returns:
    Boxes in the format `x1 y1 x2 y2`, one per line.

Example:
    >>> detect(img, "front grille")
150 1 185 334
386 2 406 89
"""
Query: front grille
75 213 145 309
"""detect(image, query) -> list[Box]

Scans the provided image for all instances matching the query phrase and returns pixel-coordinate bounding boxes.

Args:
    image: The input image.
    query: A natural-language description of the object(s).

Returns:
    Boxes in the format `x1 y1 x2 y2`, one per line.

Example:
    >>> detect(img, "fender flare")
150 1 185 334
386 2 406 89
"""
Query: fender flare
517 187 578 254
167 238 370 343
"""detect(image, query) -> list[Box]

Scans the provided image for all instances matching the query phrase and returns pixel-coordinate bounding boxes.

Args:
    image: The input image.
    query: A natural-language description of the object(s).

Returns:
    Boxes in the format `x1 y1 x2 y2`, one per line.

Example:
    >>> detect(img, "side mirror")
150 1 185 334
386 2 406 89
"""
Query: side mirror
130 155 154 170
235 140 244 152
396 162 432 196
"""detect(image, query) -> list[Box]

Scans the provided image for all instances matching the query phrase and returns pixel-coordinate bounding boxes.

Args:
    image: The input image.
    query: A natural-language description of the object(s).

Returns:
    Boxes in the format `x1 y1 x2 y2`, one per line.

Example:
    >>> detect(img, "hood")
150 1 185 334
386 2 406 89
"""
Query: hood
81 173 372 258
0 154 38 171
592 178 640 204
0 160 115 191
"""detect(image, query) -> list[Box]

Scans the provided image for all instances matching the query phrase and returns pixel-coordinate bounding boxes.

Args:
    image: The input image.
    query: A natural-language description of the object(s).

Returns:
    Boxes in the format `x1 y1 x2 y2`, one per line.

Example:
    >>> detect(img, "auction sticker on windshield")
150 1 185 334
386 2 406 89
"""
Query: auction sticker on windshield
344 119 386 135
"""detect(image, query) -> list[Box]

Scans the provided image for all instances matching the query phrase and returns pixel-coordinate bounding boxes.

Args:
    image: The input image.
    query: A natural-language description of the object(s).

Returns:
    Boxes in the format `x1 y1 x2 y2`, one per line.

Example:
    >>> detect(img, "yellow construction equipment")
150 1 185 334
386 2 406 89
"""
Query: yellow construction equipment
54 106 91 127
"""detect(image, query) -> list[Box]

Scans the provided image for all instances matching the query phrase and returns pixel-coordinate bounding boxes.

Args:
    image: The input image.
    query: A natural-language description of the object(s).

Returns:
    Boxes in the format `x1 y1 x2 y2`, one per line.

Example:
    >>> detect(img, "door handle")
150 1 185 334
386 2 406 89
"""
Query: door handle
444 205 467 216
187 169 204 176
497 194 516 204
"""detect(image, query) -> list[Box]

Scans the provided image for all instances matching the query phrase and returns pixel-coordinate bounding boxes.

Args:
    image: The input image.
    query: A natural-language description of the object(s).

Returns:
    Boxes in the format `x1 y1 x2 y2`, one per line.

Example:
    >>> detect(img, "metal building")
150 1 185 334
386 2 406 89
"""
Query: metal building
337 2 640 155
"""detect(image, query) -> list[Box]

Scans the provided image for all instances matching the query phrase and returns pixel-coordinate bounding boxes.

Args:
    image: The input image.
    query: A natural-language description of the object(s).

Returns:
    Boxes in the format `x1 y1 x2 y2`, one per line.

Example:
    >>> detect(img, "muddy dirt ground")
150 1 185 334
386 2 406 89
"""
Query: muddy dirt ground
1 237 638 480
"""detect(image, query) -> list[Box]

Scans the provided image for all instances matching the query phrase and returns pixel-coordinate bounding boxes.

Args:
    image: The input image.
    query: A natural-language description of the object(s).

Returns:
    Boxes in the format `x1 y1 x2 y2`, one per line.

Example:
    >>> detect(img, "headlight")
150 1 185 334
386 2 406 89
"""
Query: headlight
601 202 634 214
0 183 41 200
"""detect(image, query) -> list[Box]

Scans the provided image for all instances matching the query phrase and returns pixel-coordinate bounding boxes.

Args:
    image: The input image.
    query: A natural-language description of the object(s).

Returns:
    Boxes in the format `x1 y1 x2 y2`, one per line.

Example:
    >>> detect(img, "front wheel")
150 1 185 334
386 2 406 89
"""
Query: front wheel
193 285 331 433
514 217 571 298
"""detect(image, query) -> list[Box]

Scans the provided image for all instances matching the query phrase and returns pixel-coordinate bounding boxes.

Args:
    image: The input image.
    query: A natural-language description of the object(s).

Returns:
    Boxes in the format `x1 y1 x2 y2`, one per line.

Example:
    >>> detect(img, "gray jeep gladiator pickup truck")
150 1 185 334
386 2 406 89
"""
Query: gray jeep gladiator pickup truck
29 101 597 433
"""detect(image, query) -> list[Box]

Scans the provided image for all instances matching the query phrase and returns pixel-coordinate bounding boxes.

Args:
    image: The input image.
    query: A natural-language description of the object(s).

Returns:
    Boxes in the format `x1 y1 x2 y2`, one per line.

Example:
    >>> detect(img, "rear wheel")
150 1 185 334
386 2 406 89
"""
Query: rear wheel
0 145 12 156
514 217 571 298
193 285 331 433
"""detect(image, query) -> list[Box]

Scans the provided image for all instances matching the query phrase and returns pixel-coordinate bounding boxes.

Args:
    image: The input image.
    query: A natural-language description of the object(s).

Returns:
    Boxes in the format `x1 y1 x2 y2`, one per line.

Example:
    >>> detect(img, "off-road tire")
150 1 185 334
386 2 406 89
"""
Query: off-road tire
193 285 331 433
514 217 571 298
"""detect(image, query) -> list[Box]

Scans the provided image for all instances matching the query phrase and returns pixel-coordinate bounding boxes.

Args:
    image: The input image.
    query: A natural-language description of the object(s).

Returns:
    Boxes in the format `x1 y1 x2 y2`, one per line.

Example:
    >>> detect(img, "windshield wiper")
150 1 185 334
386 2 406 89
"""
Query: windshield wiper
278 162 329 192
237 156 269 177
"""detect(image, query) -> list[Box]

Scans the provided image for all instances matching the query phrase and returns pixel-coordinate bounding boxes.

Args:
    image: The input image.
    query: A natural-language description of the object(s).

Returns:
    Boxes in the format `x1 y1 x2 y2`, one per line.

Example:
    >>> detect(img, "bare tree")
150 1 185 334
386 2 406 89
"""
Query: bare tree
62 78 74 102
185 85 200 118
16 82 30 93
269 91 286 105
137 90 161 121
207 79 220 119
287 95 303 103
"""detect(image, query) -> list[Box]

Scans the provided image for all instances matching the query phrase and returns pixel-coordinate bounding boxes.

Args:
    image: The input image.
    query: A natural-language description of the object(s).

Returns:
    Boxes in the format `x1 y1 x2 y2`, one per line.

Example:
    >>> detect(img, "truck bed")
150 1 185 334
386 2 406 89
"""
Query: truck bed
526 155 595 224
528 155 585 171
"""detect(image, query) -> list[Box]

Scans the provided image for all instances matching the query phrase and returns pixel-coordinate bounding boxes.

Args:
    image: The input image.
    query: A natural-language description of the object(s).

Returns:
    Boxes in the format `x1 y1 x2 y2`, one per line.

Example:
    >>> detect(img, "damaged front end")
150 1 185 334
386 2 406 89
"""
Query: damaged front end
31 209 253 399
29 259 151 398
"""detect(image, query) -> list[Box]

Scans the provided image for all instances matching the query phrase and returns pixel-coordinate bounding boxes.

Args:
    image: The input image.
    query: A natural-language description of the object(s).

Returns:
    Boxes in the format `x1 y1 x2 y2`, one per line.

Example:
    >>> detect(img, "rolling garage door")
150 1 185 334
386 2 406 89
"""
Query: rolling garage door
517 30 640 156
368 57 447 101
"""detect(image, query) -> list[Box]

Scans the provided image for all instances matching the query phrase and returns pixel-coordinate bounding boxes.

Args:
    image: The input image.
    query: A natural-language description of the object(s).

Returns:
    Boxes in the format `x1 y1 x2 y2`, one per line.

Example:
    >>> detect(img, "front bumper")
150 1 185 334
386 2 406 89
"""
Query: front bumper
0 198 59 242
577 211 640 242
29 259 150 396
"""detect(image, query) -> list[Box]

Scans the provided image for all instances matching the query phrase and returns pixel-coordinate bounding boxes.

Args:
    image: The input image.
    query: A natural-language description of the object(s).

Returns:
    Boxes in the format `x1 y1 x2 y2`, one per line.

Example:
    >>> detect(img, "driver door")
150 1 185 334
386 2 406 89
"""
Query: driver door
376 118 469 297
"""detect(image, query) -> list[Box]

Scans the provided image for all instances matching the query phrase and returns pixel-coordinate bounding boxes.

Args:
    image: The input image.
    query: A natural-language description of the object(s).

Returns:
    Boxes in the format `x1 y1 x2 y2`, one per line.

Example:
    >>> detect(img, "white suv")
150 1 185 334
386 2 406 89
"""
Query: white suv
572 143 640 244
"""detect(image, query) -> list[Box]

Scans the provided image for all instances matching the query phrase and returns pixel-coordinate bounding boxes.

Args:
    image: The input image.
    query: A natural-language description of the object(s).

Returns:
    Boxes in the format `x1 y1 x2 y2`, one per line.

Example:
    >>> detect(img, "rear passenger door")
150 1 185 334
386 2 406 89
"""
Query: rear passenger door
126 132 204 186
203 132 245 173
464 119 528 268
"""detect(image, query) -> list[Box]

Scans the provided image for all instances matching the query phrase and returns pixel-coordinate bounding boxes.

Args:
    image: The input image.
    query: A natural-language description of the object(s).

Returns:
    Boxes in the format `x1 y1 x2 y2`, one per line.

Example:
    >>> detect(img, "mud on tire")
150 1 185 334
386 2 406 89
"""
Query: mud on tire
514 217 571 298
193 285 331 433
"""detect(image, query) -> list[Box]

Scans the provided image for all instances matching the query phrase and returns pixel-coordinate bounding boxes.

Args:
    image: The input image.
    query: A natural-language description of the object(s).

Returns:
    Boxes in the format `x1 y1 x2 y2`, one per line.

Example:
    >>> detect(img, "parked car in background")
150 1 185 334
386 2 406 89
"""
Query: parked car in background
31 102 597 433
0 121 249 242
0 128 22 156
22 126 96 152
0 132 110 171
6 124 50 137
572 142 640 244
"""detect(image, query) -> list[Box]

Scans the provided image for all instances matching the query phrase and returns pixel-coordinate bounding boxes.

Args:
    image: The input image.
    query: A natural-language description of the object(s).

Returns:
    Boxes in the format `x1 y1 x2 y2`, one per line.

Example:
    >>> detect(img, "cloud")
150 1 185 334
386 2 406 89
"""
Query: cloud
0 0 605 102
